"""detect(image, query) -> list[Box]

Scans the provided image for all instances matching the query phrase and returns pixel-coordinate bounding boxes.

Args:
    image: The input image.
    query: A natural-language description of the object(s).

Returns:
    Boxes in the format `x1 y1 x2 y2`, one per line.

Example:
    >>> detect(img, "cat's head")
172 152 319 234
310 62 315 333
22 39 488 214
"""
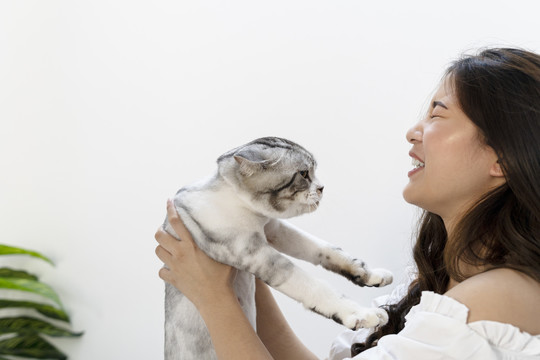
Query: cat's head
217 137 324 219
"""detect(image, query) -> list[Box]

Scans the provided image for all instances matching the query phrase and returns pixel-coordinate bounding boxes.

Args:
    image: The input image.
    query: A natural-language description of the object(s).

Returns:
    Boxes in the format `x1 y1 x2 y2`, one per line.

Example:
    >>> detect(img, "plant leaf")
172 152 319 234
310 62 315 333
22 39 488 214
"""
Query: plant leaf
0 317 82 337
0 268 38 281
0 300 70 322
0 334 67 359
0 278 64 309
0 245 53 265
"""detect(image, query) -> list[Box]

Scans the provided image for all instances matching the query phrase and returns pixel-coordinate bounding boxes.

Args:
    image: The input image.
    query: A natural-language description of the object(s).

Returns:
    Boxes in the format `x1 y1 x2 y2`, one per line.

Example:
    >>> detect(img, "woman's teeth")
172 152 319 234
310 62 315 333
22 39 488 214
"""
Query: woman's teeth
412 158 425 168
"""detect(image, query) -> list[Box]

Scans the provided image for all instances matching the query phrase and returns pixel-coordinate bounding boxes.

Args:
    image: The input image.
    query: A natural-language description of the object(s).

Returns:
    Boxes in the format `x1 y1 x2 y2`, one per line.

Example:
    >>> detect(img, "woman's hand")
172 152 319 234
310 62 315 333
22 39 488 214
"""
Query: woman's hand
155 199 237 309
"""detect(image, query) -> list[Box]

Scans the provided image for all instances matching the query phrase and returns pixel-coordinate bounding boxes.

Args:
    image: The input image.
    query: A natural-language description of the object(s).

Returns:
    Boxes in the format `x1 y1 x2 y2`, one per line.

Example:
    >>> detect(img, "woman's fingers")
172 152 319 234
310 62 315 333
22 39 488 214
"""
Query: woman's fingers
155 199 200 285
154 199 238 307
155 242 172 262
154 227 179 256
166 199 194 245
154 198 196 257
158 266 172 283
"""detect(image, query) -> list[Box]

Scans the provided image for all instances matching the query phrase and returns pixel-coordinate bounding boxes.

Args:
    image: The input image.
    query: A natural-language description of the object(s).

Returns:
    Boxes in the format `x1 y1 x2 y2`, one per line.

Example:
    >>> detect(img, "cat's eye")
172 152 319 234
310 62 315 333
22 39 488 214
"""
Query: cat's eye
299 170 309 179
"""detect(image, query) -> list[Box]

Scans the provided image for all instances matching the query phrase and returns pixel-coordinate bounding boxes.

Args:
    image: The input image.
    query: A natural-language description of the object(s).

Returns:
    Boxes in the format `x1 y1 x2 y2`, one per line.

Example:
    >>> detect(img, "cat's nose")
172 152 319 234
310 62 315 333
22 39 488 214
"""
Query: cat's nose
317 186 324 195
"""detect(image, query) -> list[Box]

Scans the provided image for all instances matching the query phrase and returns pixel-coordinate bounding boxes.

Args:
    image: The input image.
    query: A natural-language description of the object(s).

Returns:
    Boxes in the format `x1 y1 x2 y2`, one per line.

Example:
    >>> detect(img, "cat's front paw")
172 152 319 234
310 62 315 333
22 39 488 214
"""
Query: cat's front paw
343 262 393 288
338 304 388 330
363 268 393 287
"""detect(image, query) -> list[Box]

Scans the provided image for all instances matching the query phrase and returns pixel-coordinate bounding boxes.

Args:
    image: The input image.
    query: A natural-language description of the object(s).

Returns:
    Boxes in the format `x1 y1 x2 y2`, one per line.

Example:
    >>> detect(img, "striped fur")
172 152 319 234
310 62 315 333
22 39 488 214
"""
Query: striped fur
162 137 392 360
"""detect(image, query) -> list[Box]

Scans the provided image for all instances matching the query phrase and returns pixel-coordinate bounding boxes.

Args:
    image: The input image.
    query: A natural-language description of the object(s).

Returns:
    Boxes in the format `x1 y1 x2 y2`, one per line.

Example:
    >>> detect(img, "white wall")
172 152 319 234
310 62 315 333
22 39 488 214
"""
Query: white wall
1 1 539 358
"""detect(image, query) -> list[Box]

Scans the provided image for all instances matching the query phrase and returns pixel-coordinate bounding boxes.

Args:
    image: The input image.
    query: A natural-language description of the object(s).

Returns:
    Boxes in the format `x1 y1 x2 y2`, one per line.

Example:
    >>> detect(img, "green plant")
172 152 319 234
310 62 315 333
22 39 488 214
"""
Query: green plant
0 244 82 360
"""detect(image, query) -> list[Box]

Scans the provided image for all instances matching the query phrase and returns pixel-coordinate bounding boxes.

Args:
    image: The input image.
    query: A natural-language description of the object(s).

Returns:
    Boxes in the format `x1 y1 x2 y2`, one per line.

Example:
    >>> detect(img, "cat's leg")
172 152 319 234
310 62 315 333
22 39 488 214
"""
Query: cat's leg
165 283 217 360
168 209 386 330
264 219 393 288
198 230 388 330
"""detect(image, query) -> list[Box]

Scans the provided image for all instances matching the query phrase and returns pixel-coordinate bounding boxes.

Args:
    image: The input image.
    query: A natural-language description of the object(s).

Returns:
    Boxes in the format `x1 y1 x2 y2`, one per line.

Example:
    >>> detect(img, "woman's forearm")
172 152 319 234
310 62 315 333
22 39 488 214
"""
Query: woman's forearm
255 279 319 360
198 288 274 360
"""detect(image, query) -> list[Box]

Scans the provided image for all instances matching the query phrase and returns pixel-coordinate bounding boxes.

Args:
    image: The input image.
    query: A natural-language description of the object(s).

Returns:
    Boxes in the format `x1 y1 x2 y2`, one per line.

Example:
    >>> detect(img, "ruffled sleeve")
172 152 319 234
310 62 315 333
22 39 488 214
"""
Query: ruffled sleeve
469 321 540 357
331 291 540 360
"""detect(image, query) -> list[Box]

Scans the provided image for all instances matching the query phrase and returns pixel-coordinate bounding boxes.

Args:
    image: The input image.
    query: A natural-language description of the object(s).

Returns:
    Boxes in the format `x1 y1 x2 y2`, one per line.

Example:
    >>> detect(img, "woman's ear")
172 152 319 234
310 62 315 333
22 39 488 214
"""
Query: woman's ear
489 160 505 178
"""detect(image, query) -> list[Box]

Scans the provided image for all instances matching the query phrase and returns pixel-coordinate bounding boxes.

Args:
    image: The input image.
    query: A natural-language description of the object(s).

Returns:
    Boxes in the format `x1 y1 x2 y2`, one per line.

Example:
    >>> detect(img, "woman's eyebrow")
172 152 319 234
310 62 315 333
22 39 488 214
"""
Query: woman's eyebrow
432 100 449 109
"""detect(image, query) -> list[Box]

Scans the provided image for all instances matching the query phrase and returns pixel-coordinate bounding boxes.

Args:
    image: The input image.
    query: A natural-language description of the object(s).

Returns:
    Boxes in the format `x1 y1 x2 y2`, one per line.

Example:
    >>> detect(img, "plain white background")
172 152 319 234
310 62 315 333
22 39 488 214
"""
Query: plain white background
1 1 539 358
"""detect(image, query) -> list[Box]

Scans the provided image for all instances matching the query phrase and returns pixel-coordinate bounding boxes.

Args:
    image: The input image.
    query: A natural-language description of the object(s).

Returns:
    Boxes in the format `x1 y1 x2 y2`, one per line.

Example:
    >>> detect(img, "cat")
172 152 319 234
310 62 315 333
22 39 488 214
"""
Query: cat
162 136 392 360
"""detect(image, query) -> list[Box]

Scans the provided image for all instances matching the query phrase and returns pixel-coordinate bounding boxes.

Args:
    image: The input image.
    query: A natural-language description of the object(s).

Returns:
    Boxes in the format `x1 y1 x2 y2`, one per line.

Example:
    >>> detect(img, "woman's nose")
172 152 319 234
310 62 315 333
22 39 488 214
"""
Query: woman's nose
406 122 423 144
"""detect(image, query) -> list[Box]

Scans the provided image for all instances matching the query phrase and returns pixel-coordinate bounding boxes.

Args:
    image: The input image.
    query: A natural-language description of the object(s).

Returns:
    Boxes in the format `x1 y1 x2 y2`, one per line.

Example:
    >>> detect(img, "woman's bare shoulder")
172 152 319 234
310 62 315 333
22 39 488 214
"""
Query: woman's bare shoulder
445 268 540 335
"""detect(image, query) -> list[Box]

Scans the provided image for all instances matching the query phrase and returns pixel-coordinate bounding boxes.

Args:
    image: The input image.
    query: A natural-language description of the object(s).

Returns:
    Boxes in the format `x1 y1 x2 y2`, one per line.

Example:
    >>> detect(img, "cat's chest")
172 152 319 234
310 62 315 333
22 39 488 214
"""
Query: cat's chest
178 186 268 234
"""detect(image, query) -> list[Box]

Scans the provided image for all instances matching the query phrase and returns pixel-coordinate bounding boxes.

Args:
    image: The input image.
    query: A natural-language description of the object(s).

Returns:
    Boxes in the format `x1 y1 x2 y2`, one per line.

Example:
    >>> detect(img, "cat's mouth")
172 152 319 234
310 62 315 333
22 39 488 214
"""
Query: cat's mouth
307 200 320 211
305 191 322 212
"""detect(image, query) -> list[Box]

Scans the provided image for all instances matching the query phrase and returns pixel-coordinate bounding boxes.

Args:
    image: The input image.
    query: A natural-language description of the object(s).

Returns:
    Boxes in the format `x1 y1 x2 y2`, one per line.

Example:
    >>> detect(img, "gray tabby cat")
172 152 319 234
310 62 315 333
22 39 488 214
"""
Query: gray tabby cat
162 137 392 360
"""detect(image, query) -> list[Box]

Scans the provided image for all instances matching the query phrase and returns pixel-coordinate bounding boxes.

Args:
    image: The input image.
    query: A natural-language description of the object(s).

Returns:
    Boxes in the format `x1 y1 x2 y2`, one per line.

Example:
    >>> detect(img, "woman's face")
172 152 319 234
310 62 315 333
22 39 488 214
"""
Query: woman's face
402 78 505 226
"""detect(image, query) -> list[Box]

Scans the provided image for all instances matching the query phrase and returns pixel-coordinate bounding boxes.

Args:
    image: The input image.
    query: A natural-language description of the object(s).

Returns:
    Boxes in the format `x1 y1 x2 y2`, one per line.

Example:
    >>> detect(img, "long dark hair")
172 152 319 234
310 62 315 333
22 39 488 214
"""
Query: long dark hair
352 48 540 356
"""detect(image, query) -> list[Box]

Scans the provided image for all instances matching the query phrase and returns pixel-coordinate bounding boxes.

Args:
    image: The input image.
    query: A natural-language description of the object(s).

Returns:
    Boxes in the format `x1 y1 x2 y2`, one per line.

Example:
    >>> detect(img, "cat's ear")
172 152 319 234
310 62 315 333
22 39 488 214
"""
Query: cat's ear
234 154 271 177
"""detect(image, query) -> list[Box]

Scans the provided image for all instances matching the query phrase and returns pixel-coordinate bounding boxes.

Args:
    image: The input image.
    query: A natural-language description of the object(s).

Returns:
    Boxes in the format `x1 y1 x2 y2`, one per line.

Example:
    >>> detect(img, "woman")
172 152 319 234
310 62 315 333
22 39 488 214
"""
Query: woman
155 48 540 359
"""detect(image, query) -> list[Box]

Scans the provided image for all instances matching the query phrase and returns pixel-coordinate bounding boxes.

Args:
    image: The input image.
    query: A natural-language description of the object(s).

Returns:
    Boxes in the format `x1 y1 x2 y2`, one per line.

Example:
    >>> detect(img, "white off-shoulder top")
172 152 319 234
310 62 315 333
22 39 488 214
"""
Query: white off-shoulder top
328 291 540 360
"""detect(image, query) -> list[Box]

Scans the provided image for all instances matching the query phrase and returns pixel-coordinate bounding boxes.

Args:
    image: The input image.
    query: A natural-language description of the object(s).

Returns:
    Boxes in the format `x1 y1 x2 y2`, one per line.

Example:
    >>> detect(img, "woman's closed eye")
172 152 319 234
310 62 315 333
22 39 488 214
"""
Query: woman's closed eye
430 100 448 119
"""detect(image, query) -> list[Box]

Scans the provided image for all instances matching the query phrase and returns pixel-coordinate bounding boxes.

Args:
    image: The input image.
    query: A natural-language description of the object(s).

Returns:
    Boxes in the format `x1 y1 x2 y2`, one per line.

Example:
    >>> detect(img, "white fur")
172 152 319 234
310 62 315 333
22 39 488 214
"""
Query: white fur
162 138 393 360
